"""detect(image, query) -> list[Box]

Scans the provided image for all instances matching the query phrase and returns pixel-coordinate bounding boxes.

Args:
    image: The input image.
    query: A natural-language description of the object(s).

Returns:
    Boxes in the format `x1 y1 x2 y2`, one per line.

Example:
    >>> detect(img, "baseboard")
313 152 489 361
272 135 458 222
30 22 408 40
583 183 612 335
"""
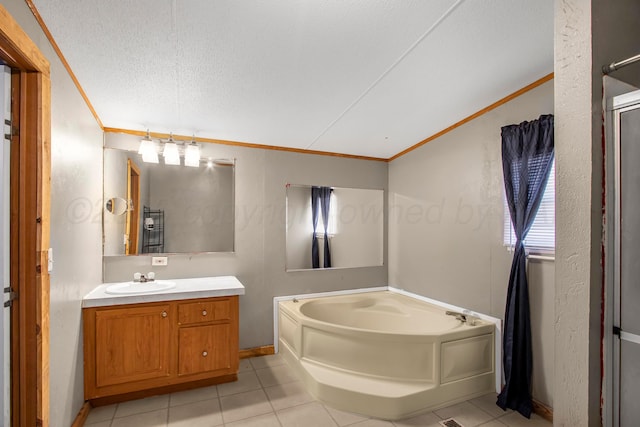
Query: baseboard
239 345 275 359
89 374 237 407
532 399 553 422
70 401 91 427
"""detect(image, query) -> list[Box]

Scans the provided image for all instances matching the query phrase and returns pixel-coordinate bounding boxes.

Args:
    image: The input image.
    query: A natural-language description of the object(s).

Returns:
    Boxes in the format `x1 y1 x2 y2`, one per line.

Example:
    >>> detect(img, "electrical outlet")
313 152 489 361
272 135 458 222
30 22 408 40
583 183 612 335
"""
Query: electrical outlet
151 256 168 266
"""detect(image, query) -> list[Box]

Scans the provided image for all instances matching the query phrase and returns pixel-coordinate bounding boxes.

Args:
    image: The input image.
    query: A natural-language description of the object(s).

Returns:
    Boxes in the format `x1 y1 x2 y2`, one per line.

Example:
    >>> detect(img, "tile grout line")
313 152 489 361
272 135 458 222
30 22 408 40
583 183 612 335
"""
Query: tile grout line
258 358 285 427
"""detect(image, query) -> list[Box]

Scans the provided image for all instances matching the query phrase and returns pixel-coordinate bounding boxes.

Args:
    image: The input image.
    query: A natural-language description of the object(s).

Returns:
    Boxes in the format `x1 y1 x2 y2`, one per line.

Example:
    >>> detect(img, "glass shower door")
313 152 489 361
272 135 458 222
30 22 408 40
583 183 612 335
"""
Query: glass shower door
613 89 640 427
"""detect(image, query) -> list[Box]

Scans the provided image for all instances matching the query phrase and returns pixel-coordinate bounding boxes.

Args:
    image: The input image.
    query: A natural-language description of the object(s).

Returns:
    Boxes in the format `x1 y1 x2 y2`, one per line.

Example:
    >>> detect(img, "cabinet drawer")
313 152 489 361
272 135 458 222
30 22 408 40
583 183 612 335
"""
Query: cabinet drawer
178 299 230 325
178 324 231 376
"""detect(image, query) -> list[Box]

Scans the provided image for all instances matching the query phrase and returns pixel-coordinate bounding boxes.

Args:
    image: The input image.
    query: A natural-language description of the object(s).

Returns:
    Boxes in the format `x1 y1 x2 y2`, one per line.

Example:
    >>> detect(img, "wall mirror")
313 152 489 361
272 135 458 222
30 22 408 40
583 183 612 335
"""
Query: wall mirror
103 147 235 256
286 184 384 271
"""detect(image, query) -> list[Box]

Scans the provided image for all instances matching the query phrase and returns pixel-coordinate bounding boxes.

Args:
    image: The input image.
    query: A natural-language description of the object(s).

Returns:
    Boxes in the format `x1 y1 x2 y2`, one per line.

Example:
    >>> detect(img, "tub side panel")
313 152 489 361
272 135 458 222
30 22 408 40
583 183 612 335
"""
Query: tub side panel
302 326 435 381
279 307 302 356
441 333 494 384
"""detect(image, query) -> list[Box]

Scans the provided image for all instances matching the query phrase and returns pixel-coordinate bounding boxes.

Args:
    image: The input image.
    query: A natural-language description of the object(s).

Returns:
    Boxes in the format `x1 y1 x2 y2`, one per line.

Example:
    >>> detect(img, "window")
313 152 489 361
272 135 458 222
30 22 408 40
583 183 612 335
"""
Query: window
314 192 337 236
503 160 555 252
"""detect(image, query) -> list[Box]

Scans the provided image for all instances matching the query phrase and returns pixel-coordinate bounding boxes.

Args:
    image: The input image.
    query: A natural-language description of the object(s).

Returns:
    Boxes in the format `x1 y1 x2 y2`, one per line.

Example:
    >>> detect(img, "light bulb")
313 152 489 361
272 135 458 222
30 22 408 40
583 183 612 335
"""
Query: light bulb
185 143 200 167
163 141 180 165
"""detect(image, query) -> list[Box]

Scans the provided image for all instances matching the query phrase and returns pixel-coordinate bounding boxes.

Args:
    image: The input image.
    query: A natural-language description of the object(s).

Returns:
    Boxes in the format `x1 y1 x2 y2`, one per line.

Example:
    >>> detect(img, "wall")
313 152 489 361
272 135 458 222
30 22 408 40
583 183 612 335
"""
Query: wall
103 132 389 350
285 186 313 269
554 0 640 425
148 162 234 253
331 188 384 269
388 80 555 406
3 2 105 426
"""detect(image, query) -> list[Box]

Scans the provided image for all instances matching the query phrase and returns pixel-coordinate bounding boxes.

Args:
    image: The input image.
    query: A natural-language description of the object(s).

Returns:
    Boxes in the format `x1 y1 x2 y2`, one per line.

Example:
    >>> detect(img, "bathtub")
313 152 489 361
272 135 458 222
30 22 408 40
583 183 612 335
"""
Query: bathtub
277 291 496 420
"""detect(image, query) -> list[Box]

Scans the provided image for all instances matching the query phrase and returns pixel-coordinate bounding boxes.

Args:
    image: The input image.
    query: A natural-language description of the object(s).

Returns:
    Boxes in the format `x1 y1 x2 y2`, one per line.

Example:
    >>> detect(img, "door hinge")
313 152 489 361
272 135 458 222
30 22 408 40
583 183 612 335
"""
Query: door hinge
4 287 17 308
613 326 622 336
4 119 17 140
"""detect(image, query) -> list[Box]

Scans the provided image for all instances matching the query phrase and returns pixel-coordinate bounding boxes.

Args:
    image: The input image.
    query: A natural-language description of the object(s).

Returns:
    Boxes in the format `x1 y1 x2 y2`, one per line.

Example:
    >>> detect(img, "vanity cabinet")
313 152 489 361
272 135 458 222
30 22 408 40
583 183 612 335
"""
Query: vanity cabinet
94 303 172 387
83 296 239 404
177 299 234 376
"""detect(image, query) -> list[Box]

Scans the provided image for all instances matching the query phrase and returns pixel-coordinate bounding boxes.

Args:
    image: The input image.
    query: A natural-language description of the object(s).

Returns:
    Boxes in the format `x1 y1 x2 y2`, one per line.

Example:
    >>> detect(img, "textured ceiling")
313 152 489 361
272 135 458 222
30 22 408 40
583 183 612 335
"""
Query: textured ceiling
32 0 553 159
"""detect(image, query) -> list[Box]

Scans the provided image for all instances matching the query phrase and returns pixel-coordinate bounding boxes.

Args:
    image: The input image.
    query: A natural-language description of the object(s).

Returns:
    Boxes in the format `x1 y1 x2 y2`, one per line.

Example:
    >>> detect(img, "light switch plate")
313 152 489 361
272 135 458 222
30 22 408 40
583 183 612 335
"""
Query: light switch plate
47 248 53 273
151 256 168 266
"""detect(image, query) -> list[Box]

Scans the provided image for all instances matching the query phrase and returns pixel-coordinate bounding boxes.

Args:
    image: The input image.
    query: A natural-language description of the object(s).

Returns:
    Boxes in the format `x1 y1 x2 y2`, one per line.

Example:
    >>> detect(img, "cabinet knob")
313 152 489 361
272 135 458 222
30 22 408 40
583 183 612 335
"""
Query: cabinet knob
161 311 167 318
202 351 208 357
202 310 207 316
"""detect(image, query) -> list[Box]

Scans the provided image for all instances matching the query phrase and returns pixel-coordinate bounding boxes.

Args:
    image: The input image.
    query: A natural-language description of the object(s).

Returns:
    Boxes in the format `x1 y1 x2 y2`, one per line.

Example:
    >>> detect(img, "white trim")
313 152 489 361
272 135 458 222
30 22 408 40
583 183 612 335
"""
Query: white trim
527 254 555 262
611 88 640 110
620 331 640 346
272 285 502 394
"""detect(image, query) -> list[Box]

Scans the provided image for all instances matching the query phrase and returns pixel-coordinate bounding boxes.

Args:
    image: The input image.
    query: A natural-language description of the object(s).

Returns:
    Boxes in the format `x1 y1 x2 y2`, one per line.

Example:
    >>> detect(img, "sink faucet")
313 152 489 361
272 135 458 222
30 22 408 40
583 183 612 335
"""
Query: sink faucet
133 272 155 283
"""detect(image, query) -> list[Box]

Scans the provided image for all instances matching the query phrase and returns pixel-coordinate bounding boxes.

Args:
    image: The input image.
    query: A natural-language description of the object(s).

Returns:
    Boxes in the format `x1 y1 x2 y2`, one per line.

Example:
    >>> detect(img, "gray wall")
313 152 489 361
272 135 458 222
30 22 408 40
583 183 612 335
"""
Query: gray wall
104 135 389 350
331 188 384 269
285 186 313 269
3 1 105 426
554 0 640 424
388 80 555 406
149 163 234 253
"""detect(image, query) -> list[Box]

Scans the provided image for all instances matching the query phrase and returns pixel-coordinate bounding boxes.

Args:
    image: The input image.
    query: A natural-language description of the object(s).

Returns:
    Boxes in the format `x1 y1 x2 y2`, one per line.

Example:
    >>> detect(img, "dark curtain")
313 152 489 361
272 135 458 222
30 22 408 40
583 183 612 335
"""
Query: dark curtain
311 187 321 268
319 187 332 268
497 114 554 418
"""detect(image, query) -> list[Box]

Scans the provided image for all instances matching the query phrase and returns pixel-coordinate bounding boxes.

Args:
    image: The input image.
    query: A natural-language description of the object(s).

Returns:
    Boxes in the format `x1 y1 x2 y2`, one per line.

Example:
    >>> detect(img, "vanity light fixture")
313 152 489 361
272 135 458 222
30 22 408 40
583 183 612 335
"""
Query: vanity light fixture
139 130 159 164
184 140 201 167
163 134 181 166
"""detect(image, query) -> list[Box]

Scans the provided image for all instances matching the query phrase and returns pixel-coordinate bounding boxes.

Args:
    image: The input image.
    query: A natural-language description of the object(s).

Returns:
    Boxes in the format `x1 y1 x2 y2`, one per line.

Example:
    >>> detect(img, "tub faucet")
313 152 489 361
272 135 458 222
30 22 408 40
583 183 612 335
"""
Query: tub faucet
445 310 478 326
445 310 477 326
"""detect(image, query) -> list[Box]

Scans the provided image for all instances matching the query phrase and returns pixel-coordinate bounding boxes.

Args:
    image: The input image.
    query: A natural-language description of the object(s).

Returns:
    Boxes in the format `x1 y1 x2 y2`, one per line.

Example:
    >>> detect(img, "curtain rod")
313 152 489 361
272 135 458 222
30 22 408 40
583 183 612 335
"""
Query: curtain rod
603 53 640 74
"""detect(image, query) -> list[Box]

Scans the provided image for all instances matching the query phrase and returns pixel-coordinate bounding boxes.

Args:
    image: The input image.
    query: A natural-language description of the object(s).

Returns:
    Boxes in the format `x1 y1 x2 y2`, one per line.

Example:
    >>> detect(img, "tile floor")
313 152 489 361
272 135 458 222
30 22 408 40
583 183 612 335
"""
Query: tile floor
84 354 552 427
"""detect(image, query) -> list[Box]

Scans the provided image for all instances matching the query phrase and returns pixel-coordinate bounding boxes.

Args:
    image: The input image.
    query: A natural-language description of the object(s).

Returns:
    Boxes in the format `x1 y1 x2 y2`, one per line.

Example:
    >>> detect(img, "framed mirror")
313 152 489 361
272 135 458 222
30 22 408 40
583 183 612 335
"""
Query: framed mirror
103 147 235 256
286 184 383 271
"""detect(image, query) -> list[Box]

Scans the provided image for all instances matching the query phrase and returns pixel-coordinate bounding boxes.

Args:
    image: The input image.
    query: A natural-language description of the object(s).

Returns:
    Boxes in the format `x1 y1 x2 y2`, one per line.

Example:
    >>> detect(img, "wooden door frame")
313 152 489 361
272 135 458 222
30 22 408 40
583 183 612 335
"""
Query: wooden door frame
0 5 51 427
125 159 140 255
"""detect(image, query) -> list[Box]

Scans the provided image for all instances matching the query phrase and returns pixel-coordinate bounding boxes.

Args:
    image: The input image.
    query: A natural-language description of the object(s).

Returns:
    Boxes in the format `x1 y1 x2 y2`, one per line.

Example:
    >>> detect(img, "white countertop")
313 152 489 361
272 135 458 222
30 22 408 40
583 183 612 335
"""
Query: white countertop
82 276 245 308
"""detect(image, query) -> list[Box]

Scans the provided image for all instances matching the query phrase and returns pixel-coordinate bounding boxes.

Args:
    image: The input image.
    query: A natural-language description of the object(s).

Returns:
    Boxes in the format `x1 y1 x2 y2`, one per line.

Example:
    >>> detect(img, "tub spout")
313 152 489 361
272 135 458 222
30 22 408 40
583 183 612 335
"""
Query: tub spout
445 310 467 323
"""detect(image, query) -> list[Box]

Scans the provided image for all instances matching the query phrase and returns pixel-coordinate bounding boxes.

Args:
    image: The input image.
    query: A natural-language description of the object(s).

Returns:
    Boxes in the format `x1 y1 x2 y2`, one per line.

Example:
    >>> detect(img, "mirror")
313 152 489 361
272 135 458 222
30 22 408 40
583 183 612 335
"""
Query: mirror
105 197 128 216
103 147 235 256
286 185 384 271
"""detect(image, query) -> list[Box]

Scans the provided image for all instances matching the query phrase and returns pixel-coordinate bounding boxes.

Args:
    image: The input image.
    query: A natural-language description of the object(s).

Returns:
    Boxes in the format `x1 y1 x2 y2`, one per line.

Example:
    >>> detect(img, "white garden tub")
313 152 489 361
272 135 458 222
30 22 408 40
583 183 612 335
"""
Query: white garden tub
278 291 495 420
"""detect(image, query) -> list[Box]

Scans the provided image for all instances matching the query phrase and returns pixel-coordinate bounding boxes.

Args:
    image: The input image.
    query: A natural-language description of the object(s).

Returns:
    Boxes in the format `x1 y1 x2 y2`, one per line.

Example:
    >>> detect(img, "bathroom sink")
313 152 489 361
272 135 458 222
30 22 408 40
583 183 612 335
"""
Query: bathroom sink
105 280 177 295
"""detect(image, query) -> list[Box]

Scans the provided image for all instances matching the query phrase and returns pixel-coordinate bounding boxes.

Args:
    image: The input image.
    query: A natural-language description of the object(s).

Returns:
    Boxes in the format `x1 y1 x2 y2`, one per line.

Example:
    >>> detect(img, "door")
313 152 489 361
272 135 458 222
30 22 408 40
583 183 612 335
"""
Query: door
94 304 171 387
0 65 11 427
0 7 52 425
125 159 140 254
612 89 640 427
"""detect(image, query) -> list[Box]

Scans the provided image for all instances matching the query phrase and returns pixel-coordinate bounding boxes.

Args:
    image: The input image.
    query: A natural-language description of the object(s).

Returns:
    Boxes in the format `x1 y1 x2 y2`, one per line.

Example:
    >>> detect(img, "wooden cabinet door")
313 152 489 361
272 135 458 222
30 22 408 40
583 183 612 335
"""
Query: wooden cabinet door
94 304 171 387
178 324 231 376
